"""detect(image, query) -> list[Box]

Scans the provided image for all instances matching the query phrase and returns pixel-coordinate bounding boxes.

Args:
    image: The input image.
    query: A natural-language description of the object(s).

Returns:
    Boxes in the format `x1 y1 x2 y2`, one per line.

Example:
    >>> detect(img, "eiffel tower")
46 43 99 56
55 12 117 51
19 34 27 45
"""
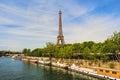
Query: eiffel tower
56 10 65 46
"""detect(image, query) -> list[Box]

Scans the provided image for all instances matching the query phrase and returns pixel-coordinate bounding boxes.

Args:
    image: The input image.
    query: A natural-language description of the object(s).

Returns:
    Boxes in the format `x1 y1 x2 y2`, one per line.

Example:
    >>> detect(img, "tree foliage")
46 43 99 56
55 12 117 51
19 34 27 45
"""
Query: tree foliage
21 31 120 61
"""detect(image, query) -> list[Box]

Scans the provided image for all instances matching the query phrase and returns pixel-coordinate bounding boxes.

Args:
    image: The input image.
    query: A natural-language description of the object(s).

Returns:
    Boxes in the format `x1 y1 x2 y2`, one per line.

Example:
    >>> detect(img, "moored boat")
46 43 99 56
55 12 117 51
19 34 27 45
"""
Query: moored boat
12 54 22 60
38 60 51 65
52 62 68 69
29 59 38 63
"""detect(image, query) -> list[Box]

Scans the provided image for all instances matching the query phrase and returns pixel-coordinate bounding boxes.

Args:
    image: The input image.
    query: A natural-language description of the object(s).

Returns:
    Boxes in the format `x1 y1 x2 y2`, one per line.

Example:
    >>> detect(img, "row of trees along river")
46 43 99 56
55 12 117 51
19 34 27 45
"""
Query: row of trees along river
21 31 120 62
0 31 120 61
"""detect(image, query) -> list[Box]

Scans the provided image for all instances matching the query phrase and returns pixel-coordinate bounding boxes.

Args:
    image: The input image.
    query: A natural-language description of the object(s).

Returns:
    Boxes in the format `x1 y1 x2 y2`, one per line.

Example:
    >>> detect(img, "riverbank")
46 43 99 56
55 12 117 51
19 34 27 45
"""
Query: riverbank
12 55 120 80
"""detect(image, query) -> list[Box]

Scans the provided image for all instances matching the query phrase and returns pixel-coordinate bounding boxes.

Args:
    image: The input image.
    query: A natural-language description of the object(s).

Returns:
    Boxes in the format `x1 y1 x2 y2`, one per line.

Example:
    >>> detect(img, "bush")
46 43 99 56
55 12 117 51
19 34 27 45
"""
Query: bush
98 63 101 67
109 63 114 68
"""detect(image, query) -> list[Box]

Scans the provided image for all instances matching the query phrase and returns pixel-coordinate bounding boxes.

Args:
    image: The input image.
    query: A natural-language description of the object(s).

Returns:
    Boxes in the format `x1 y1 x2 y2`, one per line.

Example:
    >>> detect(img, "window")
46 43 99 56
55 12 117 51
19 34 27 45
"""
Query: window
106 70 109 73
112 71 117 74
100 69 103 72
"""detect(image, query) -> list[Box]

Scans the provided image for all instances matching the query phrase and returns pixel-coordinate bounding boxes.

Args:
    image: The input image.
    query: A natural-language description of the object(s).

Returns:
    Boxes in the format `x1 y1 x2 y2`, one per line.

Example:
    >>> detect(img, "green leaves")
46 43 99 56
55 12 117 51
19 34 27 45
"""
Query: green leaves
103 31 120 53
58 46 73 58
21 31 120 61
22 48 31 56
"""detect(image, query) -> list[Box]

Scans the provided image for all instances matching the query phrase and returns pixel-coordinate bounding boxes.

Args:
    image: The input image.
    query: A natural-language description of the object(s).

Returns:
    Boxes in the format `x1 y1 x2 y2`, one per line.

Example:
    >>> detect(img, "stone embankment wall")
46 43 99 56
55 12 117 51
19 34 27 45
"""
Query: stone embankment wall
21 56 120 70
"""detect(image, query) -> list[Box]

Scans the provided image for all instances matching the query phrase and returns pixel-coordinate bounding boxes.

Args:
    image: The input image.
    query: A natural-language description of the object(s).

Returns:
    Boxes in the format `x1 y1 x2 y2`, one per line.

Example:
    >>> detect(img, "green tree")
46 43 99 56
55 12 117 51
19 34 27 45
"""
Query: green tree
72 43 81 53
45 42 56 57
63 46 73 58
110 31 120 51
103 39 117 53
83 47 91 53
30 48 43 57
58 45 73 58
98 53 109 62
22 48 31 56
58 47 65 58
54 46 60 58
82 52 91 60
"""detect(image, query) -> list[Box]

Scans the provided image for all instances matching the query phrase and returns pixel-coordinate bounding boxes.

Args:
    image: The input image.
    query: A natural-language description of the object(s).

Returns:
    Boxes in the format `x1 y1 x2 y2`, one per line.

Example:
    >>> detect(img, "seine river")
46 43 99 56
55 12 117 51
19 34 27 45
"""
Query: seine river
0 57 98 80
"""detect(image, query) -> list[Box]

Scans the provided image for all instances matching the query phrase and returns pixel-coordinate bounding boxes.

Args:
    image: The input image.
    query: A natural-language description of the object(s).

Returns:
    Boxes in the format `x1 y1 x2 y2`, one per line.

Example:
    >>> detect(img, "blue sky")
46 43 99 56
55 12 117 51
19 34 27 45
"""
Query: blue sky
0 0 120 51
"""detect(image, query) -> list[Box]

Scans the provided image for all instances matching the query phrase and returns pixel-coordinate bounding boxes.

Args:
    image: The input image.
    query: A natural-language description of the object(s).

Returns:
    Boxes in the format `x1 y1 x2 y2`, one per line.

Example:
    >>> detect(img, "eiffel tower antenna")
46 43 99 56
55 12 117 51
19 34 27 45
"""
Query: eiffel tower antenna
56 10 65 46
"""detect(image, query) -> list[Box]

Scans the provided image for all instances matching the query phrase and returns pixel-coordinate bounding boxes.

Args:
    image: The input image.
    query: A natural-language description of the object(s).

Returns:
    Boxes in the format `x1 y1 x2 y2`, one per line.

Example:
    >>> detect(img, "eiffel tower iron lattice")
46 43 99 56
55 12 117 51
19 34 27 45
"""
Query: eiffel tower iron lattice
56 10 65 46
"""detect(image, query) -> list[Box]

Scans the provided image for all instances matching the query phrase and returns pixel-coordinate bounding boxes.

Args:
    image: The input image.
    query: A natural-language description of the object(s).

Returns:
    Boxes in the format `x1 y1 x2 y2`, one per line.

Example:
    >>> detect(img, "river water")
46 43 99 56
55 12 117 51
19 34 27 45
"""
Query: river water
0 57 98 80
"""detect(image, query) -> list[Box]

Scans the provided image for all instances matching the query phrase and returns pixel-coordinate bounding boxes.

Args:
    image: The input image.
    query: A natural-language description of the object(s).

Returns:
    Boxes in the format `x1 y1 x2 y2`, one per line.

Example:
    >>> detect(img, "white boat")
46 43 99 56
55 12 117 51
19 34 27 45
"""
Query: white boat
29 59 38 63
12 54 21 60
38 60 50 65
52 62 68 69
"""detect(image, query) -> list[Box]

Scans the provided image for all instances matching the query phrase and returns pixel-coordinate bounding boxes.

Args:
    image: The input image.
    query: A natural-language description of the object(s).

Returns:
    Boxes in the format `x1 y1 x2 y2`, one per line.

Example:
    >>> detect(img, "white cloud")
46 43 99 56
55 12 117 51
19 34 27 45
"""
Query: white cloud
64 15 120 43
0 17 14 24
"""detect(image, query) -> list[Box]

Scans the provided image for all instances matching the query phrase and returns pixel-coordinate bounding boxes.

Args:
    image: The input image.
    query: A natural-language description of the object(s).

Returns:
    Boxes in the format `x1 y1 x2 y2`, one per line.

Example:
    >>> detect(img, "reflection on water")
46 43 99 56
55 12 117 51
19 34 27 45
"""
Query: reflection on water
37 64 98 80
0 57 98 80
